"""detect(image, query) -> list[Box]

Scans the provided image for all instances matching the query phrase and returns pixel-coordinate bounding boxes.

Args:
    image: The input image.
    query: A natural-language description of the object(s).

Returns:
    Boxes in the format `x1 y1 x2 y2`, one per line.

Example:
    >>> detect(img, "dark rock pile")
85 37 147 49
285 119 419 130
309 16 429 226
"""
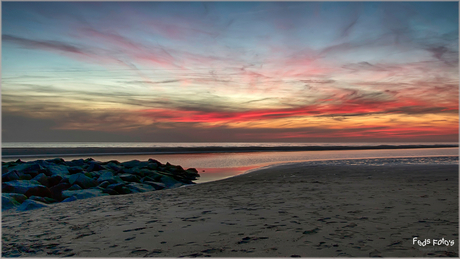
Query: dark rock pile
2 158 200 211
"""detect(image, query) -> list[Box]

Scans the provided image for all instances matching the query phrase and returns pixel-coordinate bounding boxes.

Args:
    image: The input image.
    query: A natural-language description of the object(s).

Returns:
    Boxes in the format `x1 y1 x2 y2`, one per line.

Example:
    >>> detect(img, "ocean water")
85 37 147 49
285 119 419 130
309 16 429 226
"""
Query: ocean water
3 143 458 183
2 141 458 148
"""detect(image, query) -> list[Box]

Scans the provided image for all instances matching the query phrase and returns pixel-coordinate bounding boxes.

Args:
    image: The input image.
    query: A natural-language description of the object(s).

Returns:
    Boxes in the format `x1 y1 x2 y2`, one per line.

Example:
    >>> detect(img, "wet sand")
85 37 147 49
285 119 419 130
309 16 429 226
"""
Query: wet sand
2 144 457 159
2 163 458 257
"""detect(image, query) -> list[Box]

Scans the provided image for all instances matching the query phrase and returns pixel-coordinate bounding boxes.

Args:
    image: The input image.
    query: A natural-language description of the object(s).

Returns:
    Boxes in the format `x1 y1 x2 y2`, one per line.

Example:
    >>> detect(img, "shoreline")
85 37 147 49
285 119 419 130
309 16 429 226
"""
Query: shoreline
2 162 458 257
2 144 458 159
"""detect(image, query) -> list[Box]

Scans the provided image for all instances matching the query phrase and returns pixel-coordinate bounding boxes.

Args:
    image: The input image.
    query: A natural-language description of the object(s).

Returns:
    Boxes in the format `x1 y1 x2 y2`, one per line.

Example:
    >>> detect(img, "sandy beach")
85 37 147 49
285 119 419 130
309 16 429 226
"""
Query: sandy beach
2 163 458 257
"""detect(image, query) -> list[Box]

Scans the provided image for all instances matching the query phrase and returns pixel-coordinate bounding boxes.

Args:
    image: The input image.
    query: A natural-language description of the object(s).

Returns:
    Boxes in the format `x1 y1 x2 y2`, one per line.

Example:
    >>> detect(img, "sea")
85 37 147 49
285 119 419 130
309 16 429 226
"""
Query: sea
2 142 458 183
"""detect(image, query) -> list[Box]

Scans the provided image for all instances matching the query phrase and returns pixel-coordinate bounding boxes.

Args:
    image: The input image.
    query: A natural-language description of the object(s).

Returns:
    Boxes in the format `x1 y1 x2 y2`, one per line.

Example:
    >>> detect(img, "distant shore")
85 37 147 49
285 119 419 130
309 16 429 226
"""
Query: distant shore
2 163 458 257
2 144 458 159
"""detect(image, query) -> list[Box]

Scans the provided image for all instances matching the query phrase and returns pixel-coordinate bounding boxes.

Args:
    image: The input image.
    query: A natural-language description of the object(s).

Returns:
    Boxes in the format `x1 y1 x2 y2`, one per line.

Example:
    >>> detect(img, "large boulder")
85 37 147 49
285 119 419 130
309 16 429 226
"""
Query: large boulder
2 195 20 211
22 163 46 177
2 170 21 182
121 160 149 169
87 162 105 172
119 174 140 183
105 162 121 172
97 171 124 184
17 200 49 212
185 168 200 179
32 173 50 187
69 173 98 189
62 189 108 200
68 166 84 174
2 193 28 211
2 180 45 195
139 170 163 180
3 193 28 203
47 164 69 177
24 185 53 198
102 188 119 195
47 175 63 187
106 183 126 193
34 160 50 168
142 181 166 190
67 184 83 190
125 182 156 193
98 181 111 189
160 175 184 189
84 171 101 179
65 159 86 167
28 196 56 204
49 182 71 201
62 196 78 203
46 158 66 164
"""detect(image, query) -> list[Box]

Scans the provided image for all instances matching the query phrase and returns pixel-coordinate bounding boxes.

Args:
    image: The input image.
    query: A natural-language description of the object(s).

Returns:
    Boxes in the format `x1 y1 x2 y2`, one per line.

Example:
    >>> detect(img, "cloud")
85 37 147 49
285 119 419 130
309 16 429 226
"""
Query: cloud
3 34 88 55
342 62 388 72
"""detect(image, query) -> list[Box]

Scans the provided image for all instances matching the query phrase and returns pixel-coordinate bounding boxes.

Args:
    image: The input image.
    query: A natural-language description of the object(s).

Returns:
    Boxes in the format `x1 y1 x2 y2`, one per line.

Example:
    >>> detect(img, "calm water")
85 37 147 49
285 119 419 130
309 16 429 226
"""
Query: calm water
3 146 458 183
2 142 458 148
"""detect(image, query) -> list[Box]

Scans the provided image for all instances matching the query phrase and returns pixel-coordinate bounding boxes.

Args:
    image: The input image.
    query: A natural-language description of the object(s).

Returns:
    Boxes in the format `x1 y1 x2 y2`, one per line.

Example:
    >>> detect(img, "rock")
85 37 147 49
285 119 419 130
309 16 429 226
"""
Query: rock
69 173 98 189
148 158 161 165
22 163 46 177
125 182 156 193
62 189 108 200
2 170 21 182
140 170 163 180
2 193 28 211
2 180 44 194
185 168 200 179
140 176 157 183
68 166 83 174
87 162 105 172
146 163 158 170
107 183 126 193
84 171 101 179
143 181 166 190
65 159 85 167
119 174 140 183
17 200 49 211
46 158 66 164
62 196 78 203
6 163 31 173
32 173 50 187
49 182 71 201
160 175 184 188
24 185 53 198
120 186 133 194
3 193 28 203
102 188 119 195
19 174 33 180
106 162 121 172
97 171 124 184
68 184 83 190
34 160 50 168
2 195 21 211
28 196 56 204
104 160 121 165
121 160 142 168
48 175 63 187
47 164 69 177
166 163 183 172
98 181 111 188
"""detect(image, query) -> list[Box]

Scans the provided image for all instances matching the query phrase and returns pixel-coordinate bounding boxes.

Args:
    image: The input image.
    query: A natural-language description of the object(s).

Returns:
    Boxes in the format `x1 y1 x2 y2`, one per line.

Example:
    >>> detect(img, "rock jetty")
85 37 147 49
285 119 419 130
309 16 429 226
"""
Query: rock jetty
2 158 200 211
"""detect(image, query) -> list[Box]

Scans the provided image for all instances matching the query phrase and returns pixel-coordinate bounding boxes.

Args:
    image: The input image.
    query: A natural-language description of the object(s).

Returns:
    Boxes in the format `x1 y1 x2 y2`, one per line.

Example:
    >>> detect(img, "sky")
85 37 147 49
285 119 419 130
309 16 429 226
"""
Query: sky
2 1 459 143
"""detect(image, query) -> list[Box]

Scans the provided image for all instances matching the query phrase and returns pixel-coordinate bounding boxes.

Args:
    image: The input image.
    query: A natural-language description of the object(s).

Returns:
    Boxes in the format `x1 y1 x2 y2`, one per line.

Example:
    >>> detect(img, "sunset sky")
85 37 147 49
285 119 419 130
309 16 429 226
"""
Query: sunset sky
2 2 459 142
